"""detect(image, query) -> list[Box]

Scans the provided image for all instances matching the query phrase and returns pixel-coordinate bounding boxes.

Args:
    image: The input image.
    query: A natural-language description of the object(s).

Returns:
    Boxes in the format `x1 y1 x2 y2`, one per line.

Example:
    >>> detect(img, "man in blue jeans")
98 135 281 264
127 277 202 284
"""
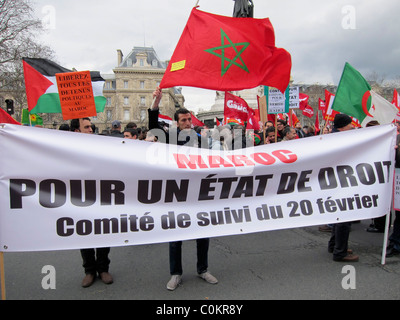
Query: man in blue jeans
149 88 218 290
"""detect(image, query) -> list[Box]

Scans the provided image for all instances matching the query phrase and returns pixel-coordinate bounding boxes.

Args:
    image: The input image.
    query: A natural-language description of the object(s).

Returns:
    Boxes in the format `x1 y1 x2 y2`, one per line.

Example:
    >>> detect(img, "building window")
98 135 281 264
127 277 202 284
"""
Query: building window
124 96 129 105
140 96 146 106
124 109 130 121
124 81 129 89
140 109 146 122
140 81 145 89
106 97 112 106
140 59 144 67
106 110 112 121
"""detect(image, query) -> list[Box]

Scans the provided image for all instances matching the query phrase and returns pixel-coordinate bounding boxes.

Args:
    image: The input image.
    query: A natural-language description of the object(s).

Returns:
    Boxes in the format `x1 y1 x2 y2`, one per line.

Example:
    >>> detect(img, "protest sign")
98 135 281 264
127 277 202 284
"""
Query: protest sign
56 71 97 120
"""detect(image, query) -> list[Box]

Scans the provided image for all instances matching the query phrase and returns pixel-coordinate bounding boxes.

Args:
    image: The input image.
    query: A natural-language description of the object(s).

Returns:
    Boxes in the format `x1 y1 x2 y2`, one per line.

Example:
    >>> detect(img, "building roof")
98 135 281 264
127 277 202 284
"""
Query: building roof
118 46 167 69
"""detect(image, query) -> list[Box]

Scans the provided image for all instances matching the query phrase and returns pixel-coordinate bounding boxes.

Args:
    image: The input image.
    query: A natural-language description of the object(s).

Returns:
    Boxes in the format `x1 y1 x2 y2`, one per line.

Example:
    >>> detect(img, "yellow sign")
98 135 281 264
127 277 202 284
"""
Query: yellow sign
171 60 186 72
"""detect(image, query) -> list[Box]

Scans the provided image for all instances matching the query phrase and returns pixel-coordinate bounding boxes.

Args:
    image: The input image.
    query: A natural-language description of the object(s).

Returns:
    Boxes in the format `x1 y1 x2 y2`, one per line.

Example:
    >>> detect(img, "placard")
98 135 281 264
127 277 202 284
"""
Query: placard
56 71 97 120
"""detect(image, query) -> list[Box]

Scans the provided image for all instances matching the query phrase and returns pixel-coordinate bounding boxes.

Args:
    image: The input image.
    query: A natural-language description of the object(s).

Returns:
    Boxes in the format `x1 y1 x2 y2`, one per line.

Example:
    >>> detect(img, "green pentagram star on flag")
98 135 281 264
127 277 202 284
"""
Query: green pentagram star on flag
159 8 292 93
205 29 250 76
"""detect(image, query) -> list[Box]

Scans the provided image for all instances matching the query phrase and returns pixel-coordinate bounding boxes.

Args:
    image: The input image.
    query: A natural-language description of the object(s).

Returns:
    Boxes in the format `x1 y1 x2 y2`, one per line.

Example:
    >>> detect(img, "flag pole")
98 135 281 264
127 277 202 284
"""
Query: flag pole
0 252 5 300
381 208 393 265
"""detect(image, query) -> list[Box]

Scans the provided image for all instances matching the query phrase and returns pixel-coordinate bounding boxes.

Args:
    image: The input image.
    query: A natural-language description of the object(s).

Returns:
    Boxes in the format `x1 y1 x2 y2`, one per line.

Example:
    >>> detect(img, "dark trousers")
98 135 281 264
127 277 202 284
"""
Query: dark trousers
328 222 351 260
169 238 209 275
80 247 110 275
389 211 400 250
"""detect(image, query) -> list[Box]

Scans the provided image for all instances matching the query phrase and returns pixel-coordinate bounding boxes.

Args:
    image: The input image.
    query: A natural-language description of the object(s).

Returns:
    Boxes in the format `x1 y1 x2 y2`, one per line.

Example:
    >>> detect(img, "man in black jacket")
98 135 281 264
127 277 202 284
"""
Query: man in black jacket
148 87 218 291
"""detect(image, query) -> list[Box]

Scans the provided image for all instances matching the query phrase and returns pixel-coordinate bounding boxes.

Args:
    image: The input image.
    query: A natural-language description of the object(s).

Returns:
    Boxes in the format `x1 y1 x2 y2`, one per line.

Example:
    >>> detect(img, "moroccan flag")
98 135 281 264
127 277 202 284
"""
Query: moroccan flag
160 8 291 93
22 58 106 114
332 62 398 127
0 108 20 125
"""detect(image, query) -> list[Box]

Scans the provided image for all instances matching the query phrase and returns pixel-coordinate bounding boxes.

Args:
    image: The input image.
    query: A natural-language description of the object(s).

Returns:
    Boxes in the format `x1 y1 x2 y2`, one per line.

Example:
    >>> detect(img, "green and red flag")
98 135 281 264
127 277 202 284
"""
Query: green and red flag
22 58 106 114
332 62 398 127
160 8 291 93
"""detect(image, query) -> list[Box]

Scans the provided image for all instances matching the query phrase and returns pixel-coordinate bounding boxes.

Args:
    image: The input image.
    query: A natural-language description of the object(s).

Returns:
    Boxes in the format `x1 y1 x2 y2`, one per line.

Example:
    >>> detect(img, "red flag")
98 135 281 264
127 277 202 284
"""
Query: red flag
324 90 339 121
160 8 291 93
393 89 400 109
302 105 314 118
158 114 173 125
299 93 309 110
246 112 261 131
224 92 254 124
318 98 326 111
0 108 20 125
291 111 299 126
314 110 320 135
191 112 205 126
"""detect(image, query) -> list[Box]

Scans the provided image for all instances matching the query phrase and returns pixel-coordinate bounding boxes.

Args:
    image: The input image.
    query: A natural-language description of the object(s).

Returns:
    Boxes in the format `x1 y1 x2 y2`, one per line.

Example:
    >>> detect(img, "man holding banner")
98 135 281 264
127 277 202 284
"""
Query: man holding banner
70 118 113 287
149 88 218 291
328 114 359 262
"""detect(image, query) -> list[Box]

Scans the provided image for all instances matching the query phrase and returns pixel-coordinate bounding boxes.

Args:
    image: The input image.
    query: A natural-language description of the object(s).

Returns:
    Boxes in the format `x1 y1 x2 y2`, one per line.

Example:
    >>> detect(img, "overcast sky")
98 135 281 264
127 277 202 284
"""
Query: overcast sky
32 0 400 112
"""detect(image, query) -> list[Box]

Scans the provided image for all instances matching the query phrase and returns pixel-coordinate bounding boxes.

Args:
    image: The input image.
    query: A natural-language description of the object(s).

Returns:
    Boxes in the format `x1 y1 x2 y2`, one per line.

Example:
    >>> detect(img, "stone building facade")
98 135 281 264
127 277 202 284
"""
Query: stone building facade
93 46 184 133
0 46 185 132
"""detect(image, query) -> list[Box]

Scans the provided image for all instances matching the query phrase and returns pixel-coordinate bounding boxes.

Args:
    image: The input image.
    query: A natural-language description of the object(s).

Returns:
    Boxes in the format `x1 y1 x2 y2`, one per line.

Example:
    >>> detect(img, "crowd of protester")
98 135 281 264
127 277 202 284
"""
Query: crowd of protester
50 87 400 289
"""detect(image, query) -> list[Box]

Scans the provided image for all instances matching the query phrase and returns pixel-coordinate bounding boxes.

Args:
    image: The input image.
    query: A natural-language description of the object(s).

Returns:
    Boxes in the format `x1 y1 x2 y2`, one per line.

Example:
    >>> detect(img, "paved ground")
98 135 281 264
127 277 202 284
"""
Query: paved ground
2 219 399 301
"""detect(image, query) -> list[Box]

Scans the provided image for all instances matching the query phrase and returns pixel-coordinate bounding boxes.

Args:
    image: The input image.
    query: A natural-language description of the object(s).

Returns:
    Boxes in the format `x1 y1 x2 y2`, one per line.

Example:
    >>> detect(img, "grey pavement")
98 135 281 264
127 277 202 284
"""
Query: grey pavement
2 218 400 300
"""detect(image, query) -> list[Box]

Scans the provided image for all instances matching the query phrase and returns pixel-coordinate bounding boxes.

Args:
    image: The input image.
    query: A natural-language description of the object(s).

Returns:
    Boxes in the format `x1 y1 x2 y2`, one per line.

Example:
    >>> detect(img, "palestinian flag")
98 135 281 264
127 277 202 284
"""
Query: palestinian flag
22 58 106 114
332 62 398 127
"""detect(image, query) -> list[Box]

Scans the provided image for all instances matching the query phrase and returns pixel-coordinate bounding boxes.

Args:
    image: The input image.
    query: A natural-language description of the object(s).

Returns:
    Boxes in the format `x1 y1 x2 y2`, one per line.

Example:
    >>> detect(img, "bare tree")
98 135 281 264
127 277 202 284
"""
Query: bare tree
0 0 55 122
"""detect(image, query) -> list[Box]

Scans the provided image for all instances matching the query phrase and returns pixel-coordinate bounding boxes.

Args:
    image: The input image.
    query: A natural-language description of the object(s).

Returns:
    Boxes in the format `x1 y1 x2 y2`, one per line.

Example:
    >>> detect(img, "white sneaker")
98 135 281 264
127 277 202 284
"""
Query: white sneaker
167 275 182 291
199 271 218 284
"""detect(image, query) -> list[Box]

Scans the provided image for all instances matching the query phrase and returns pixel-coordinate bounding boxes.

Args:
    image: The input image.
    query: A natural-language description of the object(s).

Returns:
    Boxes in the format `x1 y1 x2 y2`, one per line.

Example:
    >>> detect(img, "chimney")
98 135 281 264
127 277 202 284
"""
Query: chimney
117 49 123 66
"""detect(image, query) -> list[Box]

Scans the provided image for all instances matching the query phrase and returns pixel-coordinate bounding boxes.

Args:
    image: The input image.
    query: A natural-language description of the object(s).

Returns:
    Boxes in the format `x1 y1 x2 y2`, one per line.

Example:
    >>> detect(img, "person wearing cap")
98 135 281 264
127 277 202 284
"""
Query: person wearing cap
331 113 354 133
327 113 359 262
110 120 124 138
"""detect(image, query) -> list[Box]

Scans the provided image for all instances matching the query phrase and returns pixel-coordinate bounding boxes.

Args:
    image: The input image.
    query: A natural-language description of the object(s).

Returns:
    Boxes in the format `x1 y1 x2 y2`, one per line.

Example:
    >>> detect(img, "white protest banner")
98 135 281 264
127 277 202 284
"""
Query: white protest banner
0 124 396 252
